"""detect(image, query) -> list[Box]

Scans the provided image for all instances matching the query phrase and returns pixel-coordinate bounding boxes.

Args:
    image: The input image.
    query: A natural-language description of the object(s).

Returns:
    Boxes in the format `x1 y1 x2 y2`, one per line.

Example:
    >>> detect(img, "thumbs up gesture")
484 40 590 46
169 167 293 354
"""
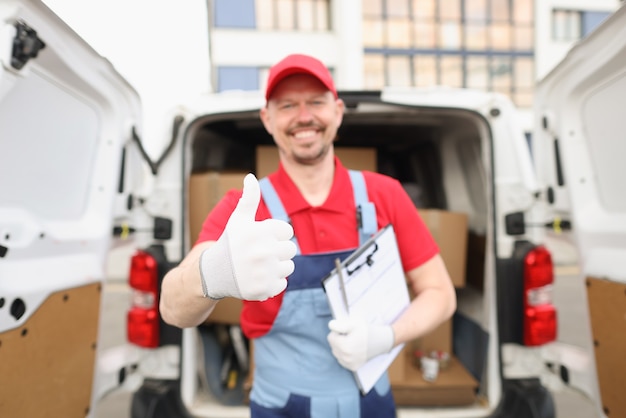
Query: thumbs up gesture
199 173 297 301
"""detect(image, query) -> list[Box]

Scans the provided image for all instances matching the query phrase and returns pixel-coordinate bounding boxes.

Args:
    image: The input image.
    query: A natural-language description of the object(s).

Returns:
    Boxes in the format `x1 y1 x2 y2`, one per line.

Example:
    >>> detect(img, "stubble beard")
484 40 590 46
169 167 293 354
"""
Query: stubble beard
287 122 333 166
292 141 332 166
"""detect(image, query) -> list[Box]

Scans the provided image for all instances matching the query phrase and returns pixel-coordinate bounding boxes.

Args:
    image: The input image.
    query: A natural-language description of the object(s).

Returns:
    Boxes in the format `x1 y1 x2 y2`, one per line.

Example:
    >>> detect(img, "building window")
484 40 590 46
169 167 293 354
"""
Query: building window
387 17 412 48
255 0 330 30
363 0 535 108
552 9 581 41
212 0 330 30
490 56 512 95
413 55 437 87
550 9 611 41
213 0 256 28
217 67 260 92
440 55 463 88
466 55 488 90
513 57 534 107
364 55 385 88
413 20 437 48
581 11 611 37
386 55 412 87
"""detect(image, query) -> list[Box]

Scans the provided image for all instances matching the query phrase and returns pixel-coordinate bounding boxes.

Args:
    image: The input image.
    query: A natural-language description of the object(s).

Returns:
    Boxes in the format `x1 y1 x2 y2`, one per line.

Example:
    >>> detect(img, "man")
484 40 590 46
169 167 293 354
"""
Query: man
160 53 456 417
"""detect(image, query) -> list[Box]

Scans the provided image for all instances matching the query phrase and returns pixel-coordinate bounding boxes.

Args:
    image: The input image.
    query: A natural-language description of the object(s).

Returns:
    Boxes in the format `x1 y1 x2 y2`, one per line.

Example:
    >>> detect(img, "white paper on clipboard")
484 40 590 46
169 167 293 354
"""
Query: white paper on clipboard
321 224 410 394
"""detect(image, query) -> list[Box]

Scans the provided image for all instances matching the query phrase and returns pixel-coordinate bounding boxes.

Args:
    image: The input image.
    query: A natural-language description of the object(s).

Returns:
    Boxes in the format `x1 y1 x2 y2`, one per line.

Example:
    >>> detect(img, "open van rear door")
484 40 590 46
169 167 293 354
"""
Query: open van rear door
533 4 626 417
0 1 142 417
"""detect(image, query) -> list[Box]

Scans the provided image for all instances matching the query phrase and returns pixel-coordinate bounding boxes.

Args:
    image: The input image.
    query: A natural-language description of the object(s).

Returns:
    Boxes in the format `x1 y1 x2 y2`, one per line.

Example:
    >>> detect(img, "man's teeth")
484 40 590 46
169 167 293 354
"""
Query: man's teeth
294 130 316 139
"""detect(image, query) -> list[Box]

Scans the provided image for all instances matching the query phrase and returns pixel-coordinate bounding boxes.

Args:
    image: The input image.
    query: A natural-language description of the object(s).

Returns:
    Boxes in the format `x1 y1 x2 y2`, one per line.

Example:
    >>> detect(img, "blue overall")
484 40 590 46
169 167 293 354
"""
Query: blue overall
250 171 396 418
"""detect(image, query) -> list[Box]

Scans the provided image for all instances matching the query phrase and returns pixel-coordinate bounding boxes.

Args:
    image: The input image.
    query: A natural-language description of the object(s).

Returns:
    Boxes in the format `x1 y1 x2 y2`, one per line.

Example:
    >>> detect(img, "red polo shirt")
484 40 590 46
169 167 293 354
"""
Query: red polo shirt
197 157 439 337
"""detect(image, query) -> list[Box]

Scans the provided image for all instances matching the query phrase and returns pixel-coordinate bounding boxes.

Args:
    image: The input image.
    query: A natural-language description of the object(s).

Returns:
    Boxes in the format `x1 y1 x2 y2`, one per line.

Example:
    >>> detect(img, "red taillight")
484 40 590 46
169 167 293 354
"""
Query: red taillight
127 250 159 348
129 250 158 291
128 307 159 347
523 246 557 346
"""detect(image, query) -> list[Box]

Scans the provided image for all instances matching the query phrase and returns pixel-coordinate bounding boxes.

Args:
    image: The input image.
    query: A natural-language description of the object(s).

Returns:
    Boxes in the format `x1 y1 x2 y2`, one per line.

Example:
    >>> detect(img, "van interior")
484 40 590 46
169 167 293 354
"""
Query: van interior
182 98 494 414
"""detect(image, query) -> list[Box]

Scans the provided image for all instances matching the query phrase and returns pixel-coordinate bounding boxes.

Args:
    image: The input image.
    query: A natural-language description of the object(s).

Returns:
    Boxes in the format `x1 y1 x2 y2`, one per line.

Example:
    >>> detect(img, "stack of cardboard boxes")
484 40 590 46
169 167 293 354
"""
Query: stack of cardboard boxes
188 145 478 406
389 207 479 406
188 171 247 325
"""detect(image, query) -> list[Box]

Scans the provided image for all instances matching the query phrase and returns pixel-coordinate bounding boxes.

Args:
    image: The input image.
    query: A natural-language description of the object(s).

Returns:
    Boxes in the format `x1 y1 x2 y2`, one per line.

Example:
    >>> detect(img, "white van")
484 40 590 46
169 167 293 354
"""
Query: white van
1 1 624 418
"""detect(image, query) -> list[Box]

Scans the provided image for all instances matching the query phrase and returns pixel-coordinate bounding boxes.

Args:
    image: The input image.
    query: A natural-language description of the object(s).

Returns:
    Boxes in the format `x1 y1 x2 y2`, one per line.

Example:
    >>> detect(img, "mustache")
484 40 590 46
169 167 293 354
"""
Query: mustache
288 122 324 134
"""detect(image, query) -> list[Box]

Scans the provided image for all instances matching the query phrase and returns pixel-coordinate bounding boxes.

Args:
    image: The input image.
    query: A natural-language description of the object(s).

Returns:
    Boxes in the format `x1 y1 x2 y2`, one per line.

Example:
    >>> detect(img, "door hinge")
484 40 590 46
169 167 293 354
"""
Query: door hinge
11 21 46 70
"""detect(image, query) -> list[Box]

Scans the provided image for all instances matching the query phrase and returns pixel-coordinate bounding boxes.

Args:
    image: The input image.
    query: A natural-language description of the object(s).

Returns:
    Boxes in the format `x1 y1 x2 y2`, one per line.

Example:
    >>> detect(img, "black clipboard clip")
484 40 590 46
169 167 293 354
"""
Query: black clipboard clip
346 242 378 276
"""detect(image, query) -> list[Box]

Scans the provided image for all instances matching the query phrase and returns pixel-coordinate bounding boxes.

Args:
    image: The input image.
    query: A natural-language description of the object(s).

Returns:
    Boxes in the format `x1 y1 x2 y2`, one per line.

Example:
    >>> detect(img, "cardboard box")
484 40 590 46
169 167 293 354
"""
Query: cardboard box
188 171 248 244
586 277 626 418
255 145 377 178
188 171 248 325
418 209 468 288
389 348 478 406
203 298 243 325
414 317 452 354
388 316 452 384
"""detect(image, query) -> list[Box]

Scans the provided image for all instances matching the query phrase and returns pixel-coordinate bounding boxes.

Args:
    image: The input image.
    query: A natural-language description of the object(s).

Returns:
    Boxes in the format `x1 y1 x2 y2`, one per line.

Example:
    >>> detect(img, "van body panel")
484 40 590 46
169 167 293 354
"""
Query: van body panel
533 5 626 418
0 0 142 415
534 4 626 282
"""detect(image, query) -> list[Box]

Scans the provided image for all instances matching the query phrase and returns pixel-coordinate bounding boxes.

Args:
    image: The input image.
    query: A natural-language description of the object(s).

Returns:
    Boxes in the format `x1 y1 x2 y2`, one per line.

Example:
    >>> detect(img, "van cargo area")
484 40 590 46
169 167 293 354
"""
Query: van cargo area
180 96 496 416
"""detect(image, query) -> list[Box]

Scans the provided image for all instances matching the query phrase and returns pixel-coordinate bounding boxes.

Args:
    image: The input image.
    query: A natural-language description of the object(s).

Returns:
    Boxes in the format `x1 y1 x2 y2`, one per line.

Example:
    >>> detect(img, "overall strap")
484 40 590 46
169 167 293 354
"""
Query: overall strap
349 170 377 245
258 177 301 255
259 172 377 250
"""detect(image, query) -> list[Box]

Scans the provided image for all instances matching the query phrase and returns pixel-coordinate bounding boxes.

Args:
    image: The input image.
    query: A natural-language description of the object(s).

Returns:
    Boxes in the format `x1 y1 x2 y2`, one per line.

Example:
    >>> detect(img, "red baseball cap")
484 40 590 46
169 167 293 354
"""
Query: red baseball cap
265 54 338 100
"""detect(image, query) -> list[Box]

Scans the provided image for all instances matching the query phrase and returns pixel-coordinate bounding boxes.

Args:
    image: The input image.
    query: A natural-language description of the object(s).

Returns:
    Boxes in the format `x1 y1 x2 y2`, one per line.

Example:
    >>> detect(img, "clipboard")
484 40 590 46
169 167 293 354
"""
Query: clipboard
321 224 410 394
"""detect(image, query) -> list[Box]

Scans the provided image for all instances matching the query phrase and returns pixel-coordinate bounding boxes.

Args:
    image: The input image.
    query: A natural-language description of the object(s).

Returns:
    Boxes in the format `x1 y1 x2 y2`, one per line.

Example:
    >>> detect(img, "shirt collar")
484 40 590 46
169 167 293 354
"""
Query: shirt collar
268 155 353 215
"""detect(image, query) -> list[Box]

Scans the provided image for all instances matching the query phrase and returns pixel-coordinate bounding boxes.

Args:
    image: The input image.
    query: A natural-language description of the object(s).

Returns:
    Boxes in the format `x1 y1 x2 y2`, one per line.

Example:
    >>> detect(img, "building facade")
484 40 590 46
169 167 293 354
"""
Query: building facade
209 0 622 129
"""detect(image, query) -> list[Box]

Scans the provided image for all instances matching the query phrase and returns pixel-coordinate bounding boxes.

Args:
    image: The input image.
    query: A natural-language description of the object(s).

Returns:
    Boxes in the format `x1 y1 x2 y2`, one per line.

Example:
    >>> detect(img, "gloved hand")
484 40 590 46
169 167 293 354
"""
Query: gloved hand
327 317 395 371
199 173 297 301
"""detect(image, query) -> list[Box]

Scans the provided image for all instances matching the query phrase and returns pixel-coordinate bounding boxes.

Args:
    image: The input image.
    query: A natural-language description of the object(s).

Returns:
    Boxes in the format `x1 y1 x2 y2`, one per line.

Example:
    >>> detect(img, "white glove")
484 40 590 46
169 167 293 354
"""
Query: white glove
199 173 297 301
327 317 395 372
